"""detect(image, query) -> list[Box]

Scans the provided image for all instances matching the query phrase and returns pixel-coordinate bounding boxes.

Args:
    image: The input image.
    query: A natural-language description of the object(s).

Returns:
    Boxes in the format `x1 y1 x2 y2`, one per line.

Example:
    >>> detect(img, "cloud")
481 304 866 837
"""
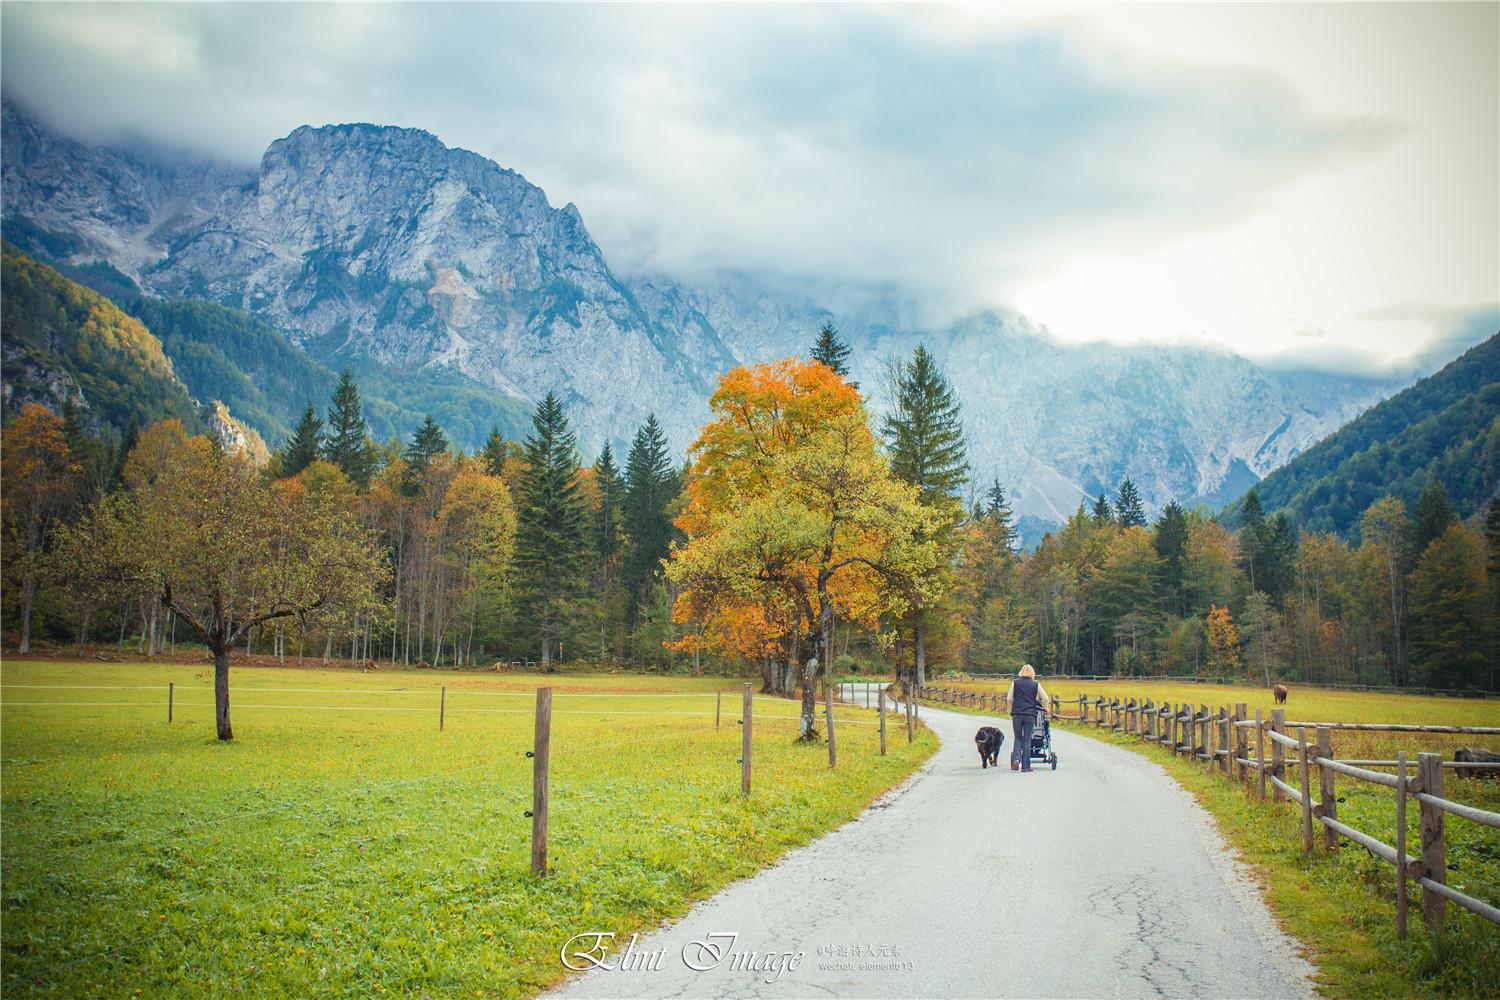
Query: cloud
1 3 1492 367
1 6 1389 280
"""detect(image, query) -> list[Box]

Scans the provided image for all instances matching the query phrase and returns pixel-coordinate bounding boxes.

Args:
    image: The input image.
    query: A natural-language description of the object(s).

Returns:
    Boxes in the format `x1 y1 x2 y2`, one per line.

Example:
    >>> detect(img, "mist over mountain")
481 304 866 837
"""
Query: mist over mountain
1 102 1411 537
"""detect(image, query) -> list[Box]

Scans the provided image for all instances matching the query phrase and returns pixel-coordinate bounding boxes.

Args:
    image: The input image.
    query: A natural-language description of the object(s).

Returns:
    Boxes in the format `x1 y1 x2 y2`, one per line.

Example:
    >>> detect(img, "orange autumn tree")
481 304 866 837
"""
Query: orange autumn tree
667 358 940 739
1206 603 1240 676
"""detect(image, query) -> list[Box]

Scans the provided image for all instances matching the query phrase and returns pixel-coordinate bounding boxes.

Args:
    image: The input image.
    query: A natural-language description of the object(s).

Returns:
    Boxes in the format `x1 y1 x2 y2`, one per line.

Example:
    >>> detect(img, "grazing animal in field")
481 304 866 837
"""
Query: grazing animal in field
975 726 1005 768
1273 684 1288 704
1452 746 1500 773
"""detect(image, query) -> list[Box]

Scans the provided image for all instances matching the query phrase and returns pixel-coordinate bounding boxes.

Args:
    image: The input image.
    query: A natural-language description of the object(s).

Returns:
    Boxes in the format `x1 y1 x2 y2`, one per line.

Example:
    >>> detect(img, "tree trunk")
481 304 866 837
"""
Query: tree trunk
799 653 819 740
213 640 233 741
19 570 37 654
915 619 927 688
323 631 332 665
76 603 92 657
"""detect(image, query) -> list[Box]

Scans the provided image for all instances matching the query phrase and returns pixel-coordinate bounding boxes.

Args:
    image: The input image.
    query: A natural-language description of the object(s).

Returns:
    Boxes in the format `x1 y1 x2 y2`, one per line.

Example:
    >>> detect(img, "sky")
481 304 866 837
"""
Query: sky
2 2 1496 371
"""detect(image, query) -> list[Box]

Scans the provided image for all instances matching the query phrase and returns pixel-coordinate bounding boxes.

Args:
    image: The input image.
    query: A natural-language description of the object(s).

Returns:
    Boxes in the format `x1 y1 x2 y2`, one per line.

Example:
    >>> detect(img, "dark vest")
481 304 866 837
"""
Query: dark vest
1011 676 1041 718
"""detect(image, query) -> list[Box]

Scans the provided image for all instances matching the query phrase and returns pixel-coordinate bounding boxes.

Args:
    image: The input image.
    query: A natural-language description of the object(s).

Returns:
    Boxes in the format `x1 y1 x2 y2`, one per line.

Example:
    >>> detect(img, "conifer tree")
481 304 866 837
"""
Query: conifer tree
1238 489 1267 590
1413 476 1456 557
983 480 1017 551
1486 497 1500 690
400 415 448 494
884 346 969 505
1154 500 1189 615
810 320 851 378
281 403 324 478
593 443 625 566
622 415 678 629
883 345 968 684
512 392 588 670
1091 493 1113 525
1410 523 1488 690
481 426 507 477
324 370 373 489
1115 477 1146 528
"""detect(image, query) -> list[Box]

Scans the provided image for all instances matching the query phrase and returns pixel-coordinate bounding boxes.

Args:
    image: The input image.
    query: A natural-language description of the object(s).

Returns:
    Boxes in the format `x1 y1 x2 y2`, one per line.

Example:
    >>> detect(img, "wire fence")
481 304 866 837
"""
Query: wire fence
1 678 923 984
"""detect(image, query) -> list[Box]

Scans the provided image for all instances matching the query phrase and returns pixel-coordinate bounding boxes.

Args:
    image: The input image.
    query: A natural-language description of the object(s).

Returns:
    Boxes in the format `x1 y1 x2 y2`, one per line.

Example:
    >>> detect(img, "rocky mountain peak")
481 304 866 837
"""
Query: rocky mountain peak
1 104 1409 537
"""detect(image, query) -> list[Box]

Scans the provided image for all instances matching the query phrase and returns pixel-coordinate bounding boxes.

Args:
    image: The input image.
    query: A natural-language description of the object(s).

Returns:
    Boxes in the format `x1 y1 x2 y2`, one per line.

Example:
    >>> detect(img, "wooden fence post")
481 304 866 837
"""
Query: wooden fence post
716 690 722 730
1396 751 1408 939
1234 703 1247 782
1203 705 1212 761
825 679 837 768
531 687 552 876
1317 726 1336 849
440 686 446 731
1417 752 1446 927
1220 707 1231 774
1256 708 1267 800
1199 704 1209 765
879 688 887 755
742 683 753 795
168 682 174 723
1298 726 1314 854
1270 708 1286 801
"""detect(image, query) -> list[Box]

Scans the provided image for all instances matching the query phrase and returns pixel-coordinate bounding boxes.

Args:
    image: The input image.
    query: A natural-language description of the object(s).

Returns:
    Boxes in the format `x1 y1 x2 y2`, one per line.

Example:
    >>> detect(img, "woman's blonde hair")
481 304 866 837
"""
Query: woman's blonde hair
1019 664 1036 678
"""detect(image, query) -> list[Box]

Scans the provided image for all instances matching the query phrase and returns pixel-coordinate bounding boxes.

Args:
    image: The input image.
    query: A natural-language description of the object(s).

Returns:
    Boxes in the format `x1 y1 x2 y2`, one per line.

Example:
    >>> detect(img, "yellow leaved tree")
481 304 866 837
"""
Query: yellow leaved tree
667 358 940 739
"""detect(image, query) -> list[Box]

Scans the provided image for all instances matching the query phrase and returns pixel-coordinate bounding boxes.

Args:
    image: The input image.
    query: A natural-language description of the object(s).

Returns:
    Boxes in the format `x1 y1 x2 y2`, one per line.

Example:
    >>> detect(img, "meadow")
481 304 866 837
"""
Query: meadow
924 674 1500 998
0 659 937 998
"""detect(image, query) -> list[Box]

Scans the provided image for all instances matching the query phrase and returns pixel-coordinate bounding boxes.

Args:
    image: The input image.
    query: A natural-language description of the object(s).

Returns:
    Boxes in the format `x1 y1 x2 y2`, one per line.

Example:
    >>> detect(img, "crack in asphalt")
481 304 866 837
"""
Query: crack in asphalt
545 702 1317 999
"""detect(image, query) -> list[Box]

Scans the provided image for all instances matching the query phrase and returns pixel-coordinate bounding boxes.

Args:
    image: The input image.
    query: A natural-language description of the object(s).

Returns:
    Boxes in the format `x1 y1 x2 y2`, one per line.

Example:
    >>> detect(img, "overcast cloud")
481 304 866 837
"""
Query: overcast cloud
2 2 1495 368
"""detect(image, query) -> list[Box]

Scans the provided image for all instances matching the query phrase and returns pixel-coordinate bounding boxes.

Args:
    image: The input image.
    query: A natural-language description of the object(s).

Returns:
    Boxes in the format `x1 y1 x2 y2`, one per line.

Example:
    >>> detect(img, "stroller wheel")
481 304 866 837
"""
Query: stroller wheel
1050 754 1058 770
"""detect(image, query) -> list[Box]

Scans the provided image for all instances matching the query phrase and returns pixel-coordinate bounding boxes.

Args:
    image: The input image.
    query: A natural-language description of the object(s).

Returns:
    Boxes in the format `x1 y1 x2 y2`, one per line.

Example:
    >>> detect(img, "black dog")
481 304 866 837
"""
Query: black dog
975 726 1005 768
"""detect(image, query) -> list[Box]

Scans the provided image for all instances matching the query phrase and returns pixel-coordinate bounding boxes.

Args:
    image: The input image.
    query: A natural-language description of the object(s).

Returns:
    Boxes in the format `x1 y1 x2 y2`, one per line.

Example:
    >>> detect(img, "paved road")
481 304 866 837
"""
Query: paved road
545 699 1316 999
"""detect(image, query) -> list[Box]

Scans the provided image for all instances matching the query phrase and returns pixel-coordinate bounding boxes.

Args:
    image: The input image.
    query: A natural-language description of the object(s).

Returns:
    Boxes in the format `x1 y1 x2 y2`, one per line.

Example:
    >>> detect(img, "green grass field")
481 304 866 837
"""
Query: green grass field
923 676 1500 998
1 660 937 998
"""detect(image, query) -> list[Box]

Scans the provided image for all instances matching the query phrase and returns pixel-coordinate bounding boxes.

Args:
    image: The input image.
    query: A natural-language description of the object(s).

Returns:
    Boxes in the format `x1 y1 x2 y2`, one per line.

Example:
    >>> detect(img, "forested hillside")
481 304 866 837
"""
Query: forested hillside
129 299 339 446
1232 334 1500 536
10 324 1495 695
0 244 201 436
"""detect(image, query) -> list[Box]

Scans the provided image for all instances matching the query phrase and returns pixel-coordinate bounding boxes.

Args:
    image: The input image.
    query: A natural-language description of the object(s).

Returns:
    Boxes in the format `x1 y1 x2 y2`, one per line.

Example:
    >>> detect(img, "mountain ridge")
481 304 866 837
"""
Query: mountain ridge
2 101 1413 534
1228 334 1500 536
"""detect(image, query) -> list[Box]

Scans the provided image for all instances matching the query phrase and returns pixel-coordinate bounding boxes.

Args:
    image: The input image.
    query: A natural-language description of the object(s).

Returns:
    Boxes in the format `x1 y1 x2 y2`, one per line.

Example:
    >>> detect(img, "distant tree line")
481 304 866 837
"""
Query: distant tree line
6 321 1497 749
967 477 1499 692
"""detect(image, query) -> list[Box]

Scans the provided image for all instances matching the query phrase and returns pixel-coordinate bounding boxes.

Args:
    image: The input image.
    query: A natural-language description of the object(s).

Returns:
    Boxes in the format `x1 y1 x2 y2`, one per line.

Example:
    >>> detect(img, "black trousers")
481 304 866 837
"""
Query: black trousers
1012 713 1036 770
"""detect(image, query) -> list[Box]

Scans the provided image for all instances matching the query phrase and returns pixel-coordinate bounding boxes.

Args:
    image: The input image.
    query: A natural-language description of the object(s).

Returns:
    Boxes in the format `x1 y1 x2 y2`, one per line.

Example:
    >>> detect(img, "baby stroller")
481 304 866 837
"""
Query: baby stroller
1019 709 1058 770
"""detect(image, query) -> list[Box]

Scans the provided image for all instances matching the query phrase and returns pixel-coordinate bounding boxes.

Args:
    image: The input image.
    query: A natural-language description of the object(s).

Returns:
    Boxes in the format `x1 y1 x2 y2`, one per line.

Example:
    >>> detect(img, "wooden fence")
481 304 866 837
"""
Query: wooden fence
914 684 1500 935
1064 692 1500 934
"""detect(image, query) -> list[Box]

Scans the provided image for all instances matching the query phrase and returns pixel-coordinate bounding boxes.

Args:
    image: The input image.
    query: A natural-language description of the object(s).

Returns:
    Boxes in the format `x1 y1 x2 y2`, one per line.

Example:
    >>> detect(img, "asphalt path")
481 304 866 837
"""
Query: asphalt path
545 696 1316 999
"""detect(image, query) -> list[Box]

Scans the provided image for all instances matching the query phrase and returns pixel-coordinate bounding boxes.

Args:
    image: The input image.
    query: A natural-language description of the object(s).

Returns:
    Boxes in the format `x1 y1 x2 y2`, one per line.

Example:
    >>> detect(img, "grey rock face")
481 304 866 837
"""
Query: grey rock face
3 102 1402 530
630 274 1398 527
145 122 732 451
1 102 251 285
